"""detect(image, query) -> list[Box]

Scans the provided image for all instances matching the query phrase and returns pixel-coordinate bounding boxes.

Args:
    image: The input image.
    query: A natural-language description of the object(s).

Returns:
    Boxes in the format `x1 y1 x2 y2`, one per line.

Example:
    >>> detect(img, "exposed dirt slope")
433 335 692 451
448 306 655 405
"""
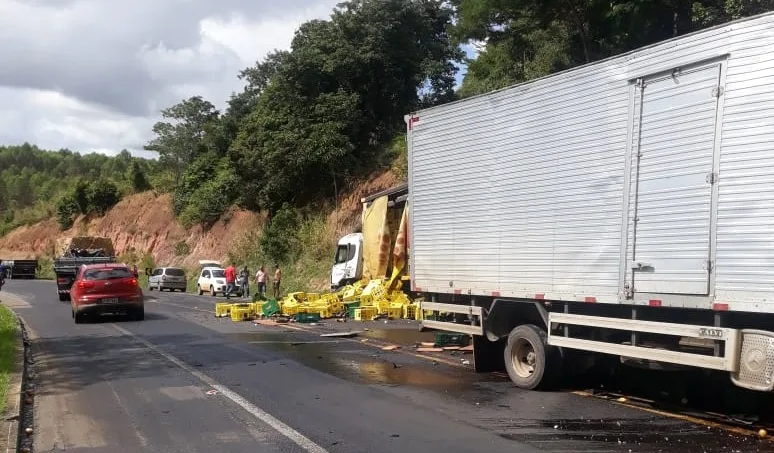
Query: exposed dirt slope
0 192 263 267
0 170 400 268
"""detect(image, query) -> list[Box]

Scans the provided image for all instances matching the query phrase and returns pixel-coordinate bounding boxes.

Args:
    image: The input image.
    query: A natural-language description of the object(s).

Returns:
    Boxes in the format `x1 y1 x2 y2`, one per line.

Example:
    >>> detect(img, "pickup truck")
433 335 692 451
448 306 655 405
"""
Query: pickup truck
54 237 116 301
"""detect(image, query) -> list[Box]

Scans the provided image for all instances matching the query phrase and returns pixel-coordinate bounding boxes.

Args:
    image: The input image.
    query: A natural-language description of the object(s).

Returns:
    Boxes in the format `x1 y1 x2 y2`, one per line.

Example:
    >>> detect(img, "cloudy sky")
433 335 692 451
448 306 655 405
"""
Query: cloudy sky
0 0 474 159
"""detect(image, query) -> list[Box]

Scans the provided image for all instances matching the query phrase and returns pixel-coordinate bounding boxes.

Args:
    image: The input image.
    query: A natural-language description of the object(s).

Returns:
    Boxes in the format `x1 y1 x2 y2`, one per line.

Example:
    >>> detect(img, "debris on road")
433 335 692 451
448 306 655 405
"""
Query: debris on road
320 331 361 338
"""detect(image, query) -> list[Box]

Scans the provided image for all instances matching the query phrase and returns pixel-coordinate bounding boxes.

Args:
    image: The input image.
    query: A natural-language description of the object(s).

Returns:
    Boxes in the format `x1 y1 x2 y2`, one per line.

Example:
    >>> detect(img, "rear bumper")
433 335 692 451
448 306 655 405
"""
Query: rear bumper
158 282 187 289
75 300 143 315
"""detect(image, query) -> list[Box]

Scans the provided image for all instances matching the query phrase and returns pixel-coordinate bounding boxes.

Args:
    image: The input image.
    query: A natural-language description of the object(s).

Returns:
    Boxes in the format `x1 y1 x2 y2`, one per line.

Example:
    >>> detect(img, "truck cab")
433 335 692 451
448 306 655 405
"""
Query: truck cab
331 233 363 289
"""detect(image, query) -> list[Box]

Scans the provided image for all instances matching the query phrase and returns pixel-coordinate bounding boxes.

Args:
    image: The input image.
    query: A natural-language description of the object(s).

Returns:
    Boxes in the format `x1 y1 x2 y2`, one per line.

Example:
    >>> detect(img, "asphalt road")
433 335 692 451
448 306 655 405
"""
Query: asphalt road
0 280 765 453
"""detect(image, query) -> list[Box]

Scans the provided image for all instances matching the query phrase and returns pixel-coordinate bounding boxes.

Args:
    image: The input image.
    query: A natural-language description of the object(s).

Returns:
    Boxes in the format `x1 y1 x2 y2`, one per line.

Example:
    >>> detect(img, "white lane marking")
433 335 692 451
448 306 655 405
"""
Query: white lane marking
111 324 330 453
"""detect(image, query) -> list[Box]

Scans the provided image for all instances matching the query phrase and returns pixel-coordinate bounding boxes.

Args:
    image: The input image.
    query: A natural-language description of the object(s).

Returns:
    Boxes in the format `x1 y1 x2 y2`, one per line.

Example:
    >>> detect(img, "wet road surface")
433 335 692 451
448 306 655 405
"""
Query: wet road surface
0 280 767 452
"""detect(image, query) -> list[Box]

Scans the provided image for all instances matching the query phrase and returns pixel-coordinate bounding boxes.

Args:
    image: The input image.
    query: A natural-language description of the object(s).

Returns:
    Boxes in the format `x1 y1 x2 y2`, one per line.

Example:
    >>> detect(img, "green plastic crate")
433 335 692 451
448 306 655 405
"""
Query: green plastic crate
435 333 470 347
344 300 361 318
294 312 321 323
262 299 280 316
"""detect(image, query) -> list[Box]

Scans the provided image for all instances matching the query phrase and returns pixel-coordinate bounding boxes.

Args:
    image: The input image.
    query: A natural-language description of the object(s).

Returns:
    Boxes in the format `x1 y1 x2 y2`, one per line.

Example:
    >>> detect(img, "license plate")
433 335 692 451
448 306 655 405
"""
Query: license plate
101 298 120 304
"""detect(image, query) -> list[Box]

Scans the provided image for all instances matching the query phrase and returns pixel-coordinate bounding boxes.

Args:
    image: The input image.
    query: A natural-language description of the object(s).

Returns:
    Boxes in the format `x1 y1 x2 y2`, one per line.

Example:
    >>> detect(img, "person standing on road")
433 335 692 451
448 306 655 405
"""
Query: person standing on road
240 266 250 299
0 261 5 290
255 265 266 299
224 262 237 299
273 264 282 299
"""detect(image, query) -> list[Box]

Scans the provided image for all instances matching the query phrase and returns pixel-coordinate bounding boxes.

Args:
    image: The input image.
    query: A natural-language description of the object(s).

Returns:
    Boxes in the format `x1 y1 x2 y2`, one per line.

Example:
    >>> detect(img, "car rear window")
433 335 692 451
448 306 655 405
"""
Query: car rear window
164 268 186 276
84 268 133 280
211 270 225 278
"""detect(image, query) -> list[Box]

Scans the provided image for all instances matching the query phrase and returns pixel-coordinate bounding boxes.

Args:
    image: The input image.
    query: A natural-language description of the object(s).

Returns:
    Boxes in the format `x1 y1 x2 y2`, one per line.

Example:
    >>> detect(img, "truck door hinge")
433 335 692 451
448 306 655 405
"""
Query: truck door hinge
712 86 724 98
706 172 718 184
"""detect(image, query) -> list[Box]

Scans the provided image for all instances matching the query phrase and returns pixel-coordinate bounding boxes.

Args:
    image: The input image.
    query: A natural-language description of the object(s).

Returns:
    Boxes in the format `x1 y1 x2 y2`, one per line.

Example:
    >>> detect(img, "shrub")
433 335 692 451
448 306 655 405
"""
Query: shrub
174 241 190 256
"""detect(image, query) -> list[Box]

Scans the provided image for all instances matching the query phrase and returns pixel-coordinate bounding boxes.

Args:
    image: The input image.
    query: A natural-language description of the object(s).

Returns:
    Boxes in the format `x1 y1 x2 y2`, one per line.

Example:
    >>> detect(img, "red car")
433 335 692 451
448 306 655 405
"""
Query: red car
70 263 144 323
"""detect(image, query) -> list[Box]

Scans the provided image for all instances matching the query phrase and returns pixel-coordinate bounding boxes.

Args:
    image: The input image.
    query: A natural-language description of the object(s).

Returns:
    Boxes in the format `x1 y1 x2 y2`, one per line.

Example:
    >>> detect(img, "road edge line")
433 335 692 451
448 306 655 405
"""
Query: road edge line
110 324 330 453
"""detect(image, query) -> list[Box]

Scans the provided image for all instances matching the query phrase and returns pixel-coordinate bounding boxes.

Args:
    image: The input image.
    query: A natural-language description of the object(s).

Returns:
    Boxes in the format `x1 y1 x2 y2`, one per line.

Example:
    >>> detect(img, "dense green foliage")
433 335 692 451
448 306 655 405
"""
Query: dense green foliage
146 0 461 224
55 178 122 229
453 0 774 97
0 144 157 234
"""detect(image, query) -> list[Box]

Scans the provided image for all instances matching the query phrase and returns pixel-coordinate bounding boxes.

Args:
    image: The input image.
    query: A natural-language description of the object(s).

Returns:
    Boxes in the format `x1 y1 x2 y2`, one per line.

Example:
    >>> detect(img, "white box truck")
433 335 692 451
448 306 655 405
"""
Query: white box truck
406 12 774 392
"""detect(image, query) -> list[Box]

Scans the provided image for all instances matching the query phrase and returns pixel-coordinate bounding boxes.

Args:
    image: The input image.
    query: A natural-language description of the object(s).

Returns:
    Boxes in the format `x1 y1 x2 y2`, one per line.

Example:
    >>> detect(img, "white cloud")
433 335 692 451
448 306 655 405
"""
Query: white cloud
0 0 339 158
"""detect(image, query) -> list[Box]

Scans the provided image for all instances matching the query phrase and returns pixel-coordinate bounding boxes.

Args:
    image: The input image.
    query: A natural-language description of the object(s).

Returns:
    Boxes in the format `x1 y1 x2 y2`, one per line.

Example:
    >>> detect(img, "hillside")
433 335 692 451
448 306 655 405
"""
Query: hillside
0 170 399 290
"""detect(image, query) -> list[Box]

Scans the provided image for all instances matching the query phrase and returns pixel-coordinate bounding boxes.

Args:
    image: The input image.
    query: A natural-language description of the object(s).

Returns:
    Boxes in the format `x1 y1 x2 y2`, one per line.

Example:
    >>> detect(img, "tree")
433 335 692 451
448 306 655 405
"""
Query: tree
55 194 79 230
128 160 151 193
86 179 121 216
452 0 772 98
260 204 301 263
72 179 90 214
230 0 462 213
144 96 220 185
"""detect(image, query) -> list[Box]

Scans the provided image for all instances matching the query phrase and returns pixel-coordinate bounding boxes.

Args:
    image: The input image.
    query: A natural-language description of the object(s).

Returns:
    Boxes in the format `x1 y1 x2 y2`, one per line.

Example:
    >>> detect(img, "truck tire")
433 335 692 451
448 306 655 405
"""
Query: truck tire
59 293 69 302
504 324 561 390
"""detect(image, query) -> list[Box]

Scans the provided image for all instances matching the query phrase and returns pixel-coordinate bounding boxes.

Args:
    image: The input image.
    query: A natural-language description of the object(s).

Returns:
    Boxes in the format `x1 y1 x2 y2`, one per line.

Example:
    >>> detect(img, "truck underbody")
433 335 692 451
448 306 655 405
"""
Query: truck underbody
417 293 772 393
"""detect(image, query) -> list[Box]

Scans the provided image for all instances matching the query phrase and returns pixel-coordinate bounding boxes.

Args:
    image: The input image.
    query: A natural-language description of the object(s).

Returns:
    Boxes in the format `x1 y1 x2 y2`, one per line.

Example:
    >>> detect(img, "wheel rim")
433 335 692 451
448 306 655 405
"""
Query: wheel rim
511 338 537 378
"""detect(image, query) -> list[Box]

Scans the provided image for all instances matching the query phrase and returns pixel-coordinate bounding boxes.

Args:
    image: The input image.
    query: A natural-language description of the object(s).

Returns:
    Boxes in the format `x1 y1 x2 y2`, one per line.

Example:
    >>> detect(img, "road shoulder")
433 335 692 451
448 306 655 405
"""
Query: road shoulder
0 296 24 453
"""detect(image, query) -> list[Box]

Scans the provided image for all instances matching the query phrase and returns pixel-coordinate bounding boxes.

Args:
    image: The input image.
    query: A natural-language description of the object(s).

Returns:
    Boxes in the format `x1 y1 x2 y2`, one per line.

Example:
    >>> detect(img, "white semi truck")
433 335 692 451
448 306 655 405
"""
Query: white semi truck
405 12 774 392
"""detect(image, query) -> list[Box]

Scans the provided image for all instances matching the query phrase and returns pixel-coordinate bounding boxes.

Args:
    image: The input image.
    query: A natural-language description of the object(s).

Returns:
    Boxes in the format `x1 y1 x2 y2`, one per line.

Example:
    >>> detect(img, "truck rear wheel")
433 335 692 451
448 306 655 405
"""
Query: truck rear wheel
58 293 69 302
504 324 561 390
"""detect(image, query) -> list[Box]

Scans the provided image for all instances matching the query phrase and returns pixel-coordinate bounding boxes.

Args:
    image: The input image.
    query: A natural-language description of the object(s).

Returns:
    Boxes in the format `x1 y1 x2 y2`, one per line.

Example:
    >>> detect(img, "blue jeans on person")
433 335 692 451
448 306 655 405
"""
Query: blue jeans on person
225 281 235 298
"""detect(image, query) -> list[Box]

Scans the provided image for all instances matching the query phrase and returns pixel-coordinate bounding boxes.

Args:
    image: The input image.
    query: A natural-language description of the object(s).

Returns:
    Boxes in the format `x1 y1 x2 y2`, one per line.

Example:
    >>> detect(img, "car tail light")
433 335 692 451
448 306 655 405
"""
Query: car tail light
130 278 138 286
78 281 94 289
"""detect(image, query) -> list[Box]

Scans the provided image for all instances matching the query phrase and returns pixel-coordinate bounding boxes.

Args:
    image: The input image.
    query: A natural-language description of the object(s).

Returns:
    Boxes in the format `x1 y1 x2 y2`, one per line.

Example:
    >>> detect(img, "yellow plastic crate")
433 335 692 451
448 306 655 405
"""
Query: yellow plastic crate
215 303 232 318
231 307 253 322
354 306 377 321
404 304 417 320
252 302 264 316
306 293 321 302
282 303 299 316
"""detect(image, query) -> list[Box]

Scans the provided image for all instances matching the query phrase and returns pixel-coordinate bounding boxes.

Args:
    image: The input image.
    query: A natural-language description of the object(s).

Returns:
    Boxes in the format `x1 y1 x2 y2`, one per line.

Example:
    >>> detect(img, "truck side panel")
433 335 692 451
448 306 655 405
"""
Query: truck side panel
407 14 774 312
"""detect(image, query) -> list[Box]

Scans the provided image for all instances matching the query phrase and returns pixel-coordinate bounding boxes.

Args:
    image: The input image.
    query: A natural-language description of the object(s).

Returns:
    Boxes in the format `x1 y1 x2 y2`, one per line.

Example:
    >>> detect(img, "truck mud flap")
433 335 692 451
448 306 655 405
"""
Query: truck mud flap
419 302 484 336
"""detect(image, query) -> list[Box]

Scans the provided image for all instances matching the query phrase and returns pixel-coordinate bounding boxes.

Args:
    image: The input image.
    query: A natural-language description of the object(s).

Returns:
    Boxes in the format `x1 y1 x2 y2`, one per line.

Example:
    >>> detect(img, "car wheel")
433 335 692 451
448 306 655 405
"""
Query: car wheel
197 285 203 296
210 286 216 297
148 283 154 291
132 308 145 321
74 312 85 324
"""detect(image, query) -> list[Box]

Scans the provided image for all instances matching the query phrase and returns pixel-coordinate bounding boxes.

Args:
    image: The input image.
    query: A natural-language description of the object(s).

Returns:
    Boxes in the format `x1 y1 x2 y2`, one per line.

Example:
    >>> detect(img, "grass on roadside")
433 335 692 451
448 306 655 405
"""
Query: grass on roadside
0 305 19 414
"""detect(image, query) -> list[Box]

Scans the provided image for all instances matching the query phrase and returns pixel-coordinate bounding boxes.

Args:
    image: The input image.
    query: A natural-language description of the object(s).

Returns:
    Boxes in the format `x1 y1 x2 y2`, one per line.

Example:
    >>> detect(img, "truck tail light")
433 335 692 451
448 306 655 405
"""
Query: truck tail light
58 278 68 284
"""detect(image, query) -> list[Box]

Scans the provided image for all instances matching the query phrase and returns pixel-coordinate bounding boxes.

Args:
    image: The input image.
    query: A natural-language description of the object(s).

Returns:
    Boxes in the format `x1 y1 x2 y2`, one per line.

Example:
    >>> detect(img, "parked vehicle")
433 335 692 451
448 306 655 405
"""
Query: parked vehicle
54 237 115 301
70 263 144 323
390 13 774 393
148 267 187 292
0 260 38 279
197 267 243 297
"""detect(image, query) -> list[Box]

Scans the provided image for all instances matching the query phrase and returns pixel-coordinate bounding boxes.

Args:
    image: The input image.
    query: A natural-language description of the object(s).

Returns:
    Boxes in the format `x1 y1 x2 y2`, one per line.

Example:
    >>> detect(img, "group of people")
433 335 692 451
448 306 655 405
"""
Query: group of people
223 263 282 300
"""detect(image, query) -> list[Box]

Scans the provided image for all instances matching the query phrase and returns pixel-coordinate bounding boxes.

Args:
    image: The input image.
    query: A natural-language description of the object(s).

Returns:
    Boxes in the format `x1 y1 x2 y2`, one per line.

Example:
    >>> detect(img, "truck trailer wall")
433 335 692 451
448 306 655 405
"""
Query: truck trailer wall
406 13 774 313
